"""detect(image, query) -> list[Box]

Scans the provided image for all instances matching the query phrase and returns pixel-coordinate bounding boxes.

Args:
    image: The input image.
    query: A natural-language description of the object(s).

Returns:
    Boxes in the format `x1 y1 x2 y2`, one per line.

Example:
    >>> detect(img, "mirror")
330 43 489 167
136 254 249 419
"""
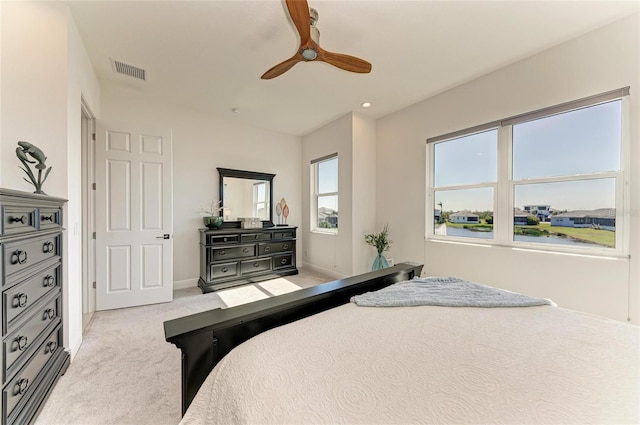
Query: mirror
218 168 275 228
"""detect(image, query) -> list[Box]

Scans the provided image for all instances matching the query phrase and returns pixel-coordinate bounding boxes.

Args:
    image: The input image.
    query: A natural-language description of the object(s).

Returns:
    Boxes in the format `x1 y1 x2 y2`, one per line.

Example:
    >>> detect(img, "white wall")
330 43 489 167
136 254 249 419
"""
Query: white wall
376 14 640 323
99 81 302 287
302 114 353 277
301 112 378 277
0 2 101 357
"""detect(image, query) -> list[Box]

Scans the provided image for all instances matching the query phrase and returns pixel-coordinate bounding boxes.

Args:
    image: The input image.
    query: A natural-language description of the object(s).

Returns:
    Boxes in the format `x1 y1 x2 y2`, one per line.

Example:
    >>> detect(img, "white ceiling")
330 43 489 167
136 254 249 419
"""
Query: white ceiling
67 0 639 136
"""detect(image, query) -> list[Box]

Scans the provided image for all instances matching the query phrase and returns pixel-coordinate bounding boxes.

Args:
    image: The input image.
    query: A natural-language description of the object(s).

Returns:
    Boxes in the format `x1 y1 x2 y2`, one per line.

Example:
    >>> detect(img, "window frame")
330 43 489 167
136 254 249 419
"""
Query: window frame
311 154 339 235
426 88 630 257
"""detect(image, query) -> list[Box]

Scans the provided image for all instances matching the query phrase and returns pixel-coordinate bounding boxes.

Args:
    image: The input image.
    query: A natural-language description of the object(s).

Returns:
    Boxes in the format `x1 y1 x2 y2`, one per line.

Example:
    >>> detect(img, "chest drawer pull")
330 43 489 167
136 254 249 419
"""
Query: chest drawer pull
44 275 56 287
264 246 271 252
283 243 289 250
44 308 56 320
9 215 27 224
253 262 260 268
17 335 28 351
11 250 28 265
281 258 288 265
221 267 229 273
16 378 30 395
42 215 54 222
243 247 250 253
15 293 29 308
46 341 58 354
219 250 226 256
43 241 54 253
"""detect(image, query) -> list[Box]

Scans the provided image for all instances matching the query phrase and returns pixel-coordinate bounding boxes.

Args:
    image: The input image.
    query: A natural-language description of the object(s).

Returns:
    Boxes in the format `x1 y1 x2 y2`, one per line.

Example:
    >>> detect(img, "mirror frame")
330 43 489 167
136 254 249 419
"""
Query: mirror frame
217 167 275 228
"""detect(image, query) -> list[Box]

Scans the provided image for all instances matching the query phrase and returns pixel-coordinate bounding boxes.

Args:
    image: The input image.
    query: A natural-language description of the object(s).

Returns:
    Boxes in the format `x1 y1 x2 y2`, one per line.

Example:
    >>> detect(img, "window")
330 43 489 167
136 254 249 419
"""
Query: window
311 154 338 233
253 182 268 220
428 88 628 255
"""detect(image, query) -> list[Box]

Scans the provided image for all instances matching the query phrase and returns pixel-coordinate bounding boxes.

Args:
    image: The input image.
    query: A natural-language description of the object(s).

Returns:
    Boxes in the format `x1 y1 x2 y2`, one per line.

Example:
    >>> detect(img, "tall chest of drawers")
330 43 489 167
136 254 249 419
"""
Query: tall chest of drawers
0 189 69 425
199 226 298 293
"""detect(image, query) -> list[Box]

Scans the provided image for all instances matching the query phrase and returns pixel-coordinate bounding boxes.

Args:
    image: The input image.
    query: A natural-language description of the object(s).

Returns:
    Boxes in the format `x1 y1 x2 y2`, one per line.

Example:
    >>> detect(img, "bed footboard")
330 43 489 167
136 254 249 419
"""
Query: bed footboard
164 262 423 415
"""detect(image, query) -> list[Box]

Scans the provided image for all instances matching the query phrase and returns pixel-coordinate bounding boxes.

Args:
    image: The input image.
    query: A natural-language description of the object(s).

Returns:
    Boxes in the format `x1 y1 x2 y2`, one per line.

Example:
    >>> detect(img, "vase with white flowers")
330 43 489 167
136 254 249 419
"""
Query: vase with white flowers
199 200 224 229
364 224 392 271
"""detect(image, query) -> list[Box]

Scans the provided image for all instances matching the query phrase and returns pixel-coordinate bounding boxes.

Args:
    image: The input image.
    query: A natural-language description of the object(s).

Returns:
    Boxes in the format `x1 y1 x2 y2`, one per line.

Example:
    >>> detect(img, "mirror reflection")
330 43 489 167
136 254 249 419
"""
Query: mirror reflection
222 177 271 221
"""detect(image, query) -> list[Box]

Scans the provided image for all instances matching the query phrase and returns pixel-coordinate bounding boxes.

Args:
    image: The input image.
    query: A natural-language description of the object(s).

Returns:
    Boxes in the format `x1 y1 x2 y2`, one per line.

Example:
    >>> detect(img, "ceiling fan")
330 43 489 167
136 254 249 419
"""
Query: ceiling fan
261 0 372 79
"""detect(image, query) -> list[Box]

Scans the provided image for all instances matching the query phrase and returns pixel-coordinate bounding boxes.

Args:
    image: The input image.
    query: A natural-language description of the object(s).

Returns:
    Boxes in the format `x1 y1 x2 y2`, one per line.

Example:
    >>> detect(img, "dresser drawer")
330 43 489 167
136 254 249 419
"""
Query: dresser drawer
240 258 271 275
272 230 296 240
206 234 239 245
3 325 61 420
273 254 294 270
39 208 62 230
258 241 294 256
210 245 255 262
210 262 239 280
4 295 60 377
4 264 60 335
2 234 60 283
1 208 37 236
240 233 271 242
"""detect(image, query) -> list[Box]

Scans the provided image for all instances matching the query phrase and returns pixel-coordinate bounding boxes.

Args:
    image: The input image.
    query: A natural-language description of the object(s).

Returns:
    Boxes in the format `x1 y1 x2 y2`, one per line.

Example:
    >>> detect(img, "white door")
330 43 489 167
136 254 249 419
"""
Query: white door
95 121 173 310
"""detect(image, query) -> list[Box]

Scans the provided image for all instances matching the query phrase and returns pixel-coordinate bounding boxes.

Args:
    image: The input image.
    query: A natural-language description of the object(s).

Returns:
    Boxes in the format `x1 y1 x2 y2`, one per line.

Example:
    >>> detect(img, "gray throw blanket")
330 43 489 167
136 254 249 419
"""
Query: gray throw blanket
351 277 554 308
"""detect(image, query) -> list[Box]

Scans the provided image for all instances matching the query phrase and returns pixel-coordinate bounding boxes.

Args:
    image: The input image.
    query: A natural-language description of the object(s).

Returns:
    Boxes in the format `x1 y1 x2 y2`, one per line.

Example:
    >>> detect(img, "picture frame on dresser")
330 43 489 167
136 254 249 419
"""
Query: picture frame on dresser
0 188 70 425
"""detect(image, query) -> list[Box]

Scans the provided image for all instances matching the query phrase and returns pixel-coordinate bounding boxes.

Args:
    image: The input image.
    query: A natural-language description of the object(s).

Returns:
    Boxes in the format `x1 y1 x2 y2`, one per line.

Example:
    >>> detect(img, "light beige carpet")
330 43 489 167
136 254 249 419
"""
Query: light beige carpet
35 268 331 425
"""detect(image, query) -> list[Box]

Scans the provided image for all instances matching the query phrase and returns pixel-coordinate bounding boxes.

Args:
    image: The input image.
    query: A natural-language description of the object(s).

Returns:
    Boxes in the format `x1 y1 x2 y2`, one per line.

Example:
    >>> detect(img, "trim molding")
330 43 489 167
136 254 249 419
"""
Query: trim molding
174 278 198 291
301 262 348 280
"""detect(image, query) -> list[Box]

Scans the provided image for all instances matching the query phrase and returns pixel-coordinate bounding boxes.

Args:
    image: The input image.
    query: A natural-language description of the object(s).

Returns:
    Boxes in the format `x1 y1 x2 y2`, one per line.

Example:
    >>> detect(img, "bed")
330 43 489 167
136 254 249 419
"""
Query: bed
164 262 640 424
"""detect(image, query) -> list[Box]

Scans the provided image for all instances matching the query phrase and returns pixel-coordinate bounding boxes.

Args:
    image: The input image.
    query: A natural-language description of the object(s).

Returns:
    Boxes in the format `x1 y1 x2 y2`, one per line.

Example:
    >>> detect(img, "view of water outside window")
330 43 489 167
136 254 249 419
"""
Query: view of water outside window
511 100 620 249
432 99 622 250
433 130 497 240
316 157 338 229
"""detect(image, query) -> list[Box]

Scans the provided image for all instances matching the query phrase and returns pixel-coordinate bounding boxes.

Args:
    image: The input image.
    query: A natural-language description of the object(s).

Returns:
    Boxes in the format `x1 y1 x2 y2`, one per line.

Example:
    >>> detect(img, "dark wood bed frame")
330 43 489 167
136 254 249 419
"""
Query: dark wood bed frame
164 261 424 415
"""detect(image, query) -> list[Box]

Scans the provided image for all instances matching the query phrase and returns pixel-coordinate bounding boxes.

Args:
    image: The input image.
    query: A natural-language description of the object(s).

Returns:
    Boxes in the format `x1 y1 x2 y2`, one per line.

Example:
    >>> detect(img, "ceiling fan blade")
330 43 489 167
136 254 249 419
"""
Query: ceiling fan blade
319 49 372 74
261 55 303 80
286 0 311 45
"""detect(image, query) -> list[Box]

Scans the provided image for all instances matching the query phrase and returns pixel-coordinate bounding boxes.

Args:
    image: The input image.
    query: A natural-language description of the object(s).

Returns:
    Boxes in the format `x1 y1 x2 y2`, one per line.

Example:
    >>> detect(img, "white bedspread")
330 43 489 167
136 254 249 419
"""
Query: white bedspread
182 303 640 424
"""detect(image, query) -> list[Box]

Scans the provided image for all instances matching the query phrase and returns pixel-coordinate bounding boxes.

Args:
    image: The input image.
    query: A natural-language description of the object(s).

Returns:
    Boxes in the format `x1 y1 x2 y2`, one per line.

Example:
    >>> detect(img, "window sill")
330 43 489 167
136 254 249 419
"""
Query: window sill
311 229 338 236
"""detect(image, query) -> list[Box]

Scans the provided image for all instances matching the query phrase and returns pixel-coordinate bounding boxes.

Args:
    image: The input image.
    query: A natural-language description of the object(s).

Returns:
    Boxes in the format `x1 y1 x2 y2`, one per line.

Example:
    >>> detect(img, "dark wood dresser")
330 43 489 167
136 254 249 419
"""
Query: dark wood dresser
198 226 298 293
0 189 69 425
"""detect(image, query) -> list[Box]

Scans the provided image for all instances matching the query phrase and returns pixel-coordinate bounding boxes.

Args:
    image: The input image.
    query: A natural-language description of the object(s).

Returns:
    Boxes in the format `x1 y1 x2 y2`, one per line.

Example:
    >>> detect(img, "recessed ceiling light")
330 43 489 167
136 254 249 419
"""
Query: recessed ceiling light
361 102 372 108
231 107 240 114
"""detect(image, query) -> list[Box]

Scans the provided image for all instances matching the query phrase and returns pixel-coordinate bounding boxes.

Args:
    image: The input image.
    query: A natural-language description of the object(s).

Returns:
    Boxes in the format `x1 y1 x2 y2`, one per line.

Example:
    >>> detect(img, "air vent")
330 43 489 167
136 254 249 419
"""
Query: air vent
110 59 146 81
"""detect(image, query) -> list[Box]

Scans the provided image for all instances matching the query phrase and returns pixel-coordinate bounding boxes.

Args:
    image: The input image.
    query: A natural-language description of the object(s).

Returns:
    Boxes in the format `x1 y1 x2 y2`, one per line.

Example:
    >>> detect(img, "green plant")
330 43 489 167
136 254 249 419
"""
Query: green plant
364 224 392 254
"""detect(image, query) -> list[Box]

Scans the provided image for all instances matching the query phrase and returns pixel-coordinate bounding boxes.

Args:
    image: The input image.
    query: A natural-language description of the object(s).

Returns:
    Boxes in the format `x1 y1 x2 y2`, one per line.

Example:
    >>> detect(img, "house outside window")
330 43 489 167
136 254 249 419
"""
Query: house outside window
427 87 629 256
311 154 338 233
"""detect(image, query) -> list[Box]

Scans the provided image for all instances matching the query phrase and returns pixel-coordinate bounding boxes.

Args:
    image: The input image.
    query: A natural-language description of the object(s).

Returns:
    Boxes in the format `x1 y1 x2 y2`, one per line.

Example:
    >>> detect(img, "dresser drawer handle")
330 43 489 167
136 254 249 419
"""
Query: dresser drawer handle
46 341 58 354
219 250 226 256
253 262 260 268
44 275 55 287
9 215 26 224
17 335 28 351
42 215 54 222
264 246 271 252
15 293 28 308
242 248 250 254
16 378 29 395
283 244 289 250
11 250 28 265
43 241 54 253
281 258 288 265
44 308 56 320
221 267 229 273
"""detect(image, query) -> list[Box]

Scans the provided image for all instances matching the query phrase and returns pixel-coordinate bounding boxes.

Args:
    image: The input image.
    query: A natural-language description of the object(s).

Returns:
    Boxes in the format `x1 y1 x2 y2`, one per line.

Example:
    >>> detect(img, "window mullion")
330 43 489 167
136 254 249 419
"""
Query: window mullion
495 125 512 245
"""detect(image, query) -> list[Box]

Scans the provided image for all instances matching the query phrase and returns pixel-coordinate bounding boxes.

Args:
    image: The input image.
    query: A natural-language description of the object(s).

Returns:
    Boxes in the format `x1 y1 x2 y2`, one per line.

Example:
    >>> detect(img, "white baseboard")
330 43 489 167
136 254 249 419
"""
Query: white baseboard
69 334 83 361
174 278 198 291
301 262 348 280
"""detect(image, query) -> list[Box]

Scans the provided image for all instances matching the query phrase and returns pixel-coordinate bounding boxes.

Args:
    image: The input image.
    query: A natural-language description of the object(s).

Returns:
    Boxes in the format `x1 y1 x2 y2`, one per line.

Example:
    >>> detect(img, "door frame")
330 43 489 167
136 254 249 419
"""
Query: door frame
81 97 96 327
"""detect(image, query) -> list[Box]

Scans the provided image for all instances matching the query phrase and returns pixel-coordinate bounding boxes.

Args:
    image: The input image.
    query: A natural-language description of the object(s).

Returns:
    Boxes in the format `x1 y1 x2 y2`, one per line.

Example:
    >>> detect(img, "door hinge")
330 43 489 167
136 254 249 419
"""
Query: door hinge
92 281 96 289
92 183 96 190
92 232 96 239
92 133 96 141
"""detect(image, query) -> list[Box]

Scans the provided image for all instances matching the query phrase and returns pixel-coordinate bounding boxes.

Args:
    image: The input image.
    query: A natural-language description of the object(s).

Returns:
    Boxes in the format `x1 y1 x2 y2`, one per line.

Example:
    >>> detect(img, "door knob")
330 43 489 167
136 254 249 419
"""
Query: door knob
155 234 171 239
